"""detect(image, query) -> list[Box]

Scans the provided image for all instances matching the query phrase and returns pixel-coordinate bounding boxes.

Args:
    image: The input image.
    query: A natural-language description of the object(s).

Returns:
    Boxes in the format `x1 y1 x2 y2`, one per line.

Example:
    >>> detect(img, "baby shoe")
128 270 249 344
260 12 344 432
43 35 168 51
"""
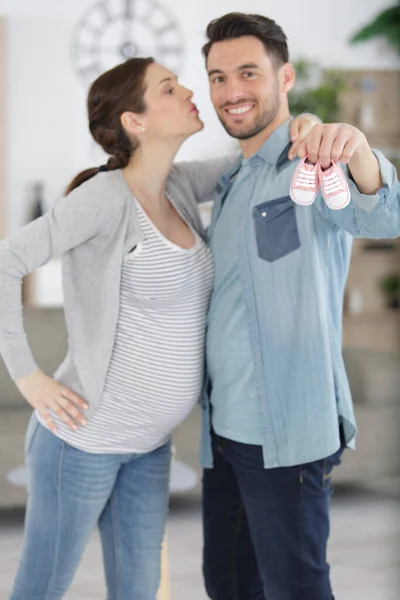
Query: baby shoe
290 157 320 206
318 161 350 210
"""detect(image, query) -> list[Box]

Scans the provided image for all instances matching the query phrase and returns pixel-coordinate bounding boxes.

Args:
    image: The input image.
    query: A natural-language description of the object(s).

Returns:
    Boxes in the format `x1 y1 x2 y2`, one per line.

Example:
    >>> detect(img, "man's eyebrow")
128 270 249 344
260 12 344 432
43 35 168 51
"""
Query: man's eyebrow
239 63 260 69
207 69 223 78
207 63 261 77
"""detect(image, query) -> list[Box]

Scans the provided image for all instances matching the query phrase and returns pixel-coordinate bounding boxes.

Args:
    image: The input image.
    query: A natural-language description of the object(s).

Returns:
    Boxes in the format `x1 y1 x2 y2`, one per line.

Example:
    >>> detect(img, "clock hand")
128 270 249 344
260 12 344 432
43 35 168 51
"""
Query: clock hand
123 0 134 47
125 0 134 19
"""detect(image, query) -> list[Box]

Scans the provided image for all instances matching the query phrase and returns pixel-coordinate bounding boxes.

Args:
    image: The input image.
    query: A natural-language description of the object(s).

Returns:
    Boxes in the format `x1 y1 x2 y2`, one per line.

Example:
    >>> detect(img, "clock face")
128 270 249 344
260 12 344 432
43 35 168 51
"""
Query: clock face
71 0 185 86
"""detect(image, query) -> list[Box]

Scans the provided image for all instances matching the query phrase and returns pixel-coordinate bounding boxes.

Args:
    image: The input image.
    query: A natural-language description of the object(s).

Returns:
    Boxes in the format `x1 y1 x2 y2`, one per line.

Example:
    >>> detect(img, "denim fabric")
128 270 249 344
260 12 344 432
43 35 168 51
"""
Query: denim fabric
207 166 263 446
10 413 171 600
252 195 300 262
202 431 344 600
202 120 400 469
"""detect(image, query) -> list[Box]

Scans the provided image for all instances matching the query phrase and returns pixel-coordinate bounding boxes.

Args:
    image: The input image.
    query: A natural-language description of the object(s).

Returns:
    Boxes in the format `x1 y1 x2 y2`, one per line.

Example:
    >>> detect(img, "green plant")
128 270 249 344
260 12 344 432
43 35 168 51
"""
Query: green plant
289 60 345 122
380 273 400 308
349 2 400 54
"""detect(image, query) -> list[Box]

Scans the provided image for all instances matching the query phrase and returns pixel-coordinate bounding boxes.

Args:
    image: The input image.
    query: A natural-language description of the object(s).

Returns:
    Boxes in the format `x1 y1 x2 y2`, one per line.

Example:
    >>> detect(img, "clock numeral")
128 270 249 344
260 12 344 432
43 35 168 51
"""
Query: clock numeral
154 23 177 36
81 21 103 37
140 4 154 23
78 63 102 80
99 2 112 21
72 43 97 57
159 45 182 55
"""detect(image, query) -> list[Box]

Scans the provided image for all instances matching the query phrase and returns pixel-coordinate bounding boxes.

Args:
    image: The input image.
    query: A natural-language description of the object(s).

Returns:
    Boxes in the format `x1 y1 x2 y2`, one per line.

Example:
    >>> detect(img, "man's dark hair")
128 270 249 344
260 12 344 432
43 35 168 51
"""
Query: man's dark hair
202 13 289 67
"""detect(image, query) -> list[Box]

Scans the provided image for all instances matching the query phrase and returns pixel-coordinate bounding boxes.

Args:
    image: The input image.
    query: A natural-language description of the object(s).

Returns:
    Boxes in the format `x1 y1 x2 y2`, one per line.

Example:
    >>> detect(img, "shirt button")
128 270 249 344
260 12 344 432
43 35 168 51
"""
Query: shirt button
262 211 267 217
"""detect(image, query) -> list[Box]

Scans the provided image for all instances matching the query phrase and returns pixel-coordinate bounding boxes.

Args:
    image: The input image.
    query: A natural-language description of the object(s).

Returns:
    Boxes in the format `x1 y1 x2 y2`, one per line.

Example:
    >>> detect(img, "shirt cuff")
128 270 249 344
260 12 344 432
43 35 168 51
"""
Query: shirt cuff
345 149 398 214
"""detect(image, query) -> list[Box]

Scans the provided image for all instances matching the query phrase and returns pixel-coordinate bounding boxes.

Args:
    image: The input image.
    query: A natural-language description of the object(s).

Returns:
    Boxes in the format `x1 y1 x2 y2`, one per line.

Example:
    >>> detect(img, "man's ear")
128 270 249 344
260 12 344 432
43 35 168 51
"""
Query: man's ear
280 63 295 94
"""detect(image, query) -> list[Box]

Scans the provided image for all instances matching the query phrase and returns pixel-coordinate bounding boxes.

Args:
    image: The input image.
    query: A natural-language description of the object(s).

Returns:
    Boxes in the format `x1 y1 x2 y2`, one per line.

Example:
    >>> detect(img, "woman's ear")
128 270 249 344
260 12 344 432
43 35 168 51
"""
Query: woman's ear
120 111 145 135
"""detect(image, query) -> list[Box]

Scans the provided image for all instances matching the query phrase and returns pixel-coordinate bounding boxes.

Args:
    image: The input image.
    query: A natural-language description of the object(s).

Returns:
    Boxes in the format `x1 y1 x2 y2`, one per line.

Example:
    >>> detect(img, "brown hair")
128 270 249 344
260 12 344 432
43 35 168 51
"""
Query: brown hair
65 57 154 195
202 13 289 67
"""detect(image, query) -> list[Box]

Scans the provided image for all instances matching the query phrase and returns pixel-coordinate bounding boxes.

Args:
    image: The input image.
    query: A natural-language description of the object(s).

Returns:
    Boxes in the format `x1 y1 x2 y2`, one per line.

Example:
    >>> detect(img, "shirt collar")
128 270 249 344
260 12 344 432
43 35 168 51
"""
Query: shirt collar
217 155 242 191
243 119 292 168
216 119 293 192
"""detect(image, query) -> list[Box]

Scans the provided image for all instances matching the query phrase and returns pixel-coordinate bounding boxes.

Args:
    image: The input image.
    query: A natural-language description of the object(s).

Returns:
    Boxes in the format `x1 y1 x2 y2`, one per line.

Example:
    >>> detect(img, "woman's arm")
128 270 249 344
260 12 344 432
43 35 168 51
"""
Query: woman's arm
173 114 322 203
171 154 239 204
0 179 116 431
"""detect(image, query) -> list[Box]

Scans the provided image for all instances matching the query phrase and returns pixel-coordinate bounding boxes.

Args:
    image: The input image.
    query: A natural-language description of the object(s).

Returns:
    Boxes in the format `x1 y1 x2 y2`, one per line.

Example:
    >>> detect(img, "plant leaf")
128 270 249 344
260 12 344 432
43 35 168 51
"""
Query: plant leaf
349 4 400 53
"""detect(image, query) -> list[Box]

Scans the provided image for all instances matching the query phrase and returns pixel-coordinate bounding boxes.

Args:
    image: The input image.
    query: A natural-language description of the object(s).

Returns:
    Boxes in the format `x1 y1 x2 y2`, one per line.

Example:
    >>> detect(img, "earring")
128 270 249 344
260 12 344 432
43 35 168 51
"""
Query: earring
140 126 145 132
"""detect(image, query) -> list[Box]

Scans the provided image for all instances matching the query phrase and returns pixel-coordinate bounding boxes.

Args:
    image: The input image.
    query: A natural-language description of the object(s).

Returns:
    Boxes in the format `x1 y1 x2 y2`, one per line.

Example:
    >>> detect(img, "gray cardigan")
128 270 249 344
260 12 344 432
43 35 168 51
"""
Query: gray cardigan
0 159 232 418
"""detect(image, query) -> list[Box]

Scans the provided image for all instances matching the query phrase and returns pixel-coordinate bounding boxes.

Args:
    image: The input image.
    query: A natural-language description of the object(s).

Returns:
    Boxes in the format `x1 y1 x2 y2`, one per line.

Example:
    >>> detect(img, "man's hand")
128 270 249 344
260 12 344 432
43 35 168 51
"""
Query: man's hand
294 123 383 194
288 113 321 160
294 123 367 168
16 369 89 433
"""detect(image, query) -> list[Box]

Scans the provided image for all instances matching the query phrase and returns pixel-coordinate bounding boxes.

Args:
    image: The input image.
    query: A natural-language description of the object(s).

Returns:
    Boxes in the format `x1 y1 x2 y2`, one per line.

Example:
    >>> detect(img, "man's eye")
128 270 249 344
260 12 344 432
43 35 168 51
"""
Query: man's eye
243 72 255 78
212 76 224 84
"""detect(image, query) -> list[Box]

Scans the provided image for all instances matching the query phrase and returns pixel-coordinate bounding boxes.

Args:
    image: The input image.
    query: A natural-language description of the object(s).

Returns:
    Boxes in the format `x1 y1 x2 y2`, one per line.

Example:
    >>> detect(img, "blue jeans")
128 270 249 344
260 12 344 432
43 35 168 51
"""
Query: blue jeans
10 414 171 600
202 431 343 600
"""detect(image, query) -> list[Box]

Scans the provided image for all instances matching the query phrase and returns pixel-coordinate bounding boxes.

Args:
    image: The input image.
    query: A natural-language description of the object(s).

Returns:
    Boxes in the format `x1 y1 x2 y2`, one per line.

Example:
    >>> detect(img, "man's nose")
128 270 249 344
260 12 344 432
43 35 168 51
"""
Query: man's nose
222 80 246 105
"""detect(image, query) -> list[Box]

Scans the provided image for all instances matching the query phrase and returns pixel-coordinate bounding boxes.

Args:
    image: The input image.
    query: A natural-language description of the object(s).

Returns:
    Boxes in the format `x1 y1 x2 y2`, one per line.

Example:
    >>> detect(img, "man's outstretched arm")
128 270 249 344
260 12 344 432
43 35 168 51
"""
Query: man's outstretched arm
296 123 400 239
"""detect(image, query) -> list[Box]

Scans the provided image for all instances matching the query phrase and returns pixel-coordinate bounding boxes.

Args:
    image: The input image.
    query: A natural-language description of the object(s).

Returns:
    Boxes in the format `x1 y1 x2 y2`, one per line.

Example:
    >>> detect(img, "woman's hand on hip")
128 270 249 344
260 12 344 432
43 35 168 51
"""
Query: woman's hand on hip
16 369 89 433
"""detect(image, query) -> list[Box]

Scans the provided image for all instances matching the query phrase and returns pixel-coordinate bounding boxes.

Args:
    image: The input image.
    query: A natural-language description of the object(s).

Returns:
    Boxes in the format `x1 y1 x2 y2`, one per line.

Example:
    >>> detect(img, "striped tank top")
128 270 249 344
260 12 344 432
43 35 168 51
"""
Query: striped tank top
40 196 214 453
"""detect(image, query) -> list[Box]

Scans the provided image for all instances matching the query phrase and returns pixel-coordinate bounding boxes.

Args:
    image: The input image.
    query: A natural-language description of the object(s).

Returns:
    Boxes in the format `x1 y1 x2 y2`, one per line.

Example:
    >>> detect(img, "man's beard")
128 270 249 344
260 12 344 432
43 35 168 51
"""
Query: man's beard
218 93 280 140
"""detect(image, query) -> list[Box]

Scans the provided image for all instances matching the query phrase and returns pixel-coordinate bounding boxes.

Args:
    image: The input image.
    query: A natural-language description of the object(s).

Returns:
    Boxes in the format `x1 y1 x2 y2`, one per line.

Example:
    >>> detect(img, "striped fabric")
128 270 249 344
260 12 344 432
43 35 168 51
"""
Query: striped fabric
43 197 213 453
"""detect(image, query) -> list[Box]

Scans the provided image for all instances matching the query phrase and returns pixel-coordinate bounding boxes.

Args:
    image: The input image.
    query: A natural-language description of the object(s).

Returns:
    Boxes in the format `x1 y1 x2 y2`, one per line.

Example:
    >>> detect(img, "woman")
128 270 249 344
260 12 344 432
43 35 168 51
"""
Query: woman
0 57 318 599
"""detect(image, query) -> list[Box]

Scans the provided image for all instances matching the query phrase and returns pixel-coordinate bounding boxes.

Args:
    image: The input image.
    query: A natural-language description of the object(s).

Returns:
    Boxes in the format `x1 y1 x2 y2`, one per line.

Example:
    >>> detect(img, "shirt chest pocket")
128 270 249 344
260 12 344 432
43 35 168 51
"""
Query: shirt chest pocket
252 195 301 262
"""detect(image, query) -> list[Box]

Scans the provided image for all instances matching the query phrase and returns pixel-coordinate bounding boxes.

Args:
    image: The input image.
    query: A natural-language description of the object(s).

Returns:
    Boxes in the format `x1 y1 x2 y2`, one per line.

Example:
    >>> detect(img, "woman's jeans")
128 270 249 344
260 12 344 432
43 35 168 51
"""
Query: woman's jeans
10 413 171 600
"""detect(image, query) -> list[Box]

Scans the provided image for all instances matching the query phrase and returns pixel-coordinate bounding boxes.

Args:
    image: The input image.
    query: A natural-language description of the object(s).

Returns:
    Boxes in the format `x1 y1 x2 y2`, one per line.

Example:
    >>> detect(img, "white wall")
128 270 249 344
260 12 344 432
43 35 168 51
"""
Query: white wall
1 0 399 231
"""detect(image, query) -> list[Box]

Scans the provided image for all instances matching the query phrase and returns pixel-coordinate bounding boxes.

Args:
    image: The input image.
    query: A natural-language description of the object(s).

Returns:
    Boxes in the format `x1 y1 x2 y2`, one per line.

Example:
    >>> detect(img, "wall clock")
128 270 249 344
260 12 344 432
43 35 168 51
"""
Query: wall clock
71 0 185 86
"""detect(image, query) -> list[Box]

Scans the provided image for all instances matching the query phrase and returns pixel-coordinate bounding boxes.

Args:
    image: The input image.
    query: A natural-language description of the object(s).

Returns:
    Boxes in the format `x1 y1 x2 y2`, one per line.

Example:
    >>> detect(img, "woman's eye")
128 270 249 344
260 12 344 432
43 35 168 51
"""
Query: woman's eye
165 87 174 94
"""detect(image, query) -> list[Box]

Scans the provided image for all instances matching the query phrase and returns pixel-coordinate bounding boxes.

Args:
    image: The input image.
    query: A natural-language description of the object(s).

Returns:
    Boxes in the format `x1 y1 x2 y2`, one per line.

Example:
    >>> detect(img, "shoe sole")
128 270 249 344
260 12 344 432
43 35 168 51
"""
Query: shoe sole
324 193 351 210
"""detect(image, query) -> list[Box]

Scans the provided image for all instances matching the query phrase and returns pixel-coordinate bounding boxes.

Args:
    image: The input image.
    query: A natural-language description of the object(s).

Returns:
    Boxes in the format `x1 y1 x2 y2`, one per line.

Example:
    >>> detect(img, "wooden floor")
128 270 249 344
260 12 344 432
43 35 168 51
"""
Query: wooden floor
0 488 399 600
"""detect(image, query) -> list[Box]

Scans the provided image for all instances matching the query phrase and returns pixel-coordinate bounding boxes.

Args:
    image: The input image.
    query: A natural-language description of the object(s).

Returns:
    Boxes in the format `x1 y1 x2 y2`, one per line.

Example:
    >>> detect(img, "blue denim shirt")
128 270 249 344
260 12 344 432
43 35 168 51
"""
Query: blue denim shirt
206 168 264 445
200 121 400 469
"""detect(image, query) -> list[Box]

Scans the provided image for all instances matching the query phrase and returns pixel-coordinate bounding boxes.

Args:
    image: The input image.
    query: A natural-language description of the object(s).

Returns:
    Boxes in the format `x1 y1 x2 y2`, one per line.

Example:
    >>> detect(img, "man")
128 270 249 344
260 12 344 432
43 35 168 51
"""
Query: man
200 12 400 600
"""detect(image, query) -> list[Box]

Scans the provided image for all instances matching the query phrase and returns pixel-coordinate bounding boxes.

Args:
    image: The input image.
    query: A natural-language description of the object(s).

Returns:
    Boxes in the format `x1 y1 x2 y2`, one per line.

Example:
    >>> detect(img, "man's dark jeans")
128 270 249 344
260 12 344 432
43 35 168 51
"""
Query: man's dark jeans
202 431 343 600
